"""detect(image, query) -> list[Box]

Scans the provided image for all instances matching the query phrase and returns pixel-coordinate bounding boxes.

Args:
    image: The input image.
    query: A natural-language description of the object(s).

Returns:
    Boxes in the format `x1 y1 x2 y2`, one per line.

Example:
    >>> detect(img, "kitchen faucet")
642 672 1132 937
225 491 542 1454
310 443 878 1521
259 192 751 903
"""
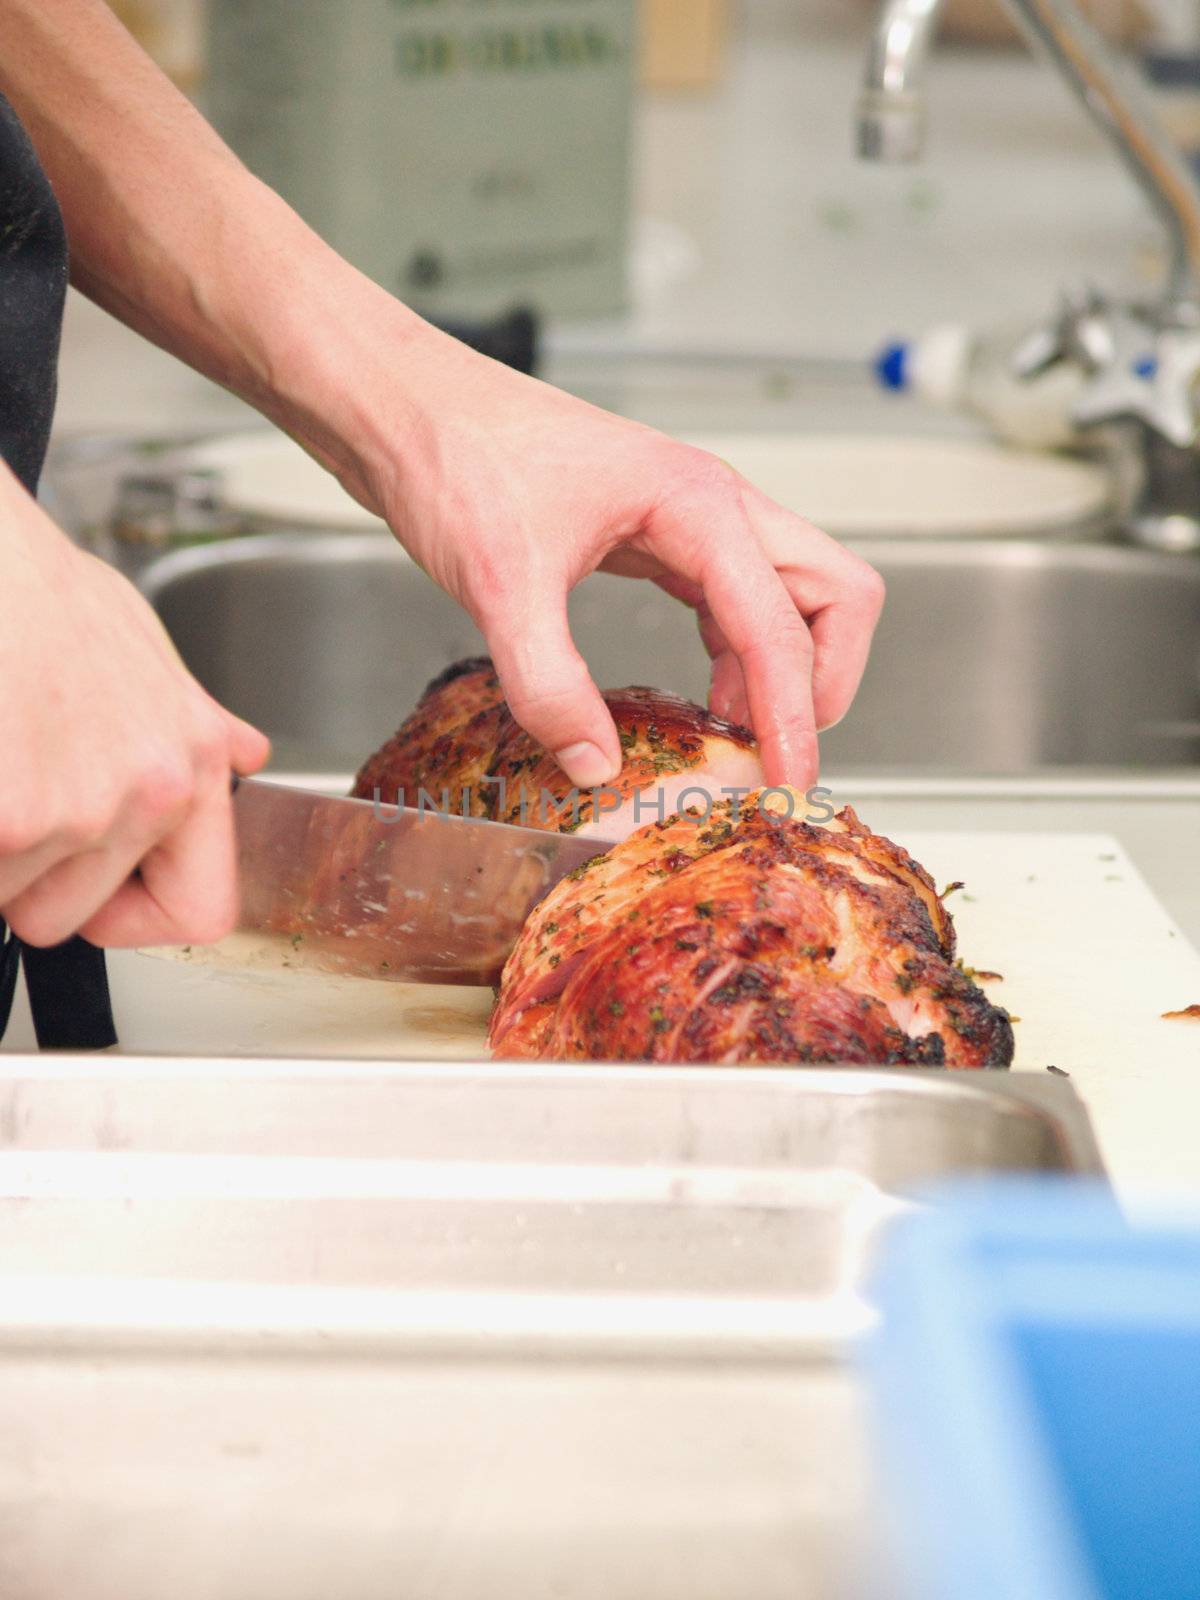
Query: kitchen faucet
858 0 1200 551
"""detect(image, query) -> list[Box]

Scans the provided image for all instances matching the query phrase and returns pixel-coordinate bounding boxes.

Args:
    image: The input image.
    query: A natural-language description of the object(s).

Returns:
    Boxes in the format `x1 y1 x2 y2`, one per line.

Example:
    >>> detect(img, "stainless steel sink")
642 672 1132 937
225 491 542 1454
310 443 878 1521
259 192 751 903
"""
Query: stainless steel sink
140 531 1200 773
0 1061 1101 1600
0 1066 1101 1300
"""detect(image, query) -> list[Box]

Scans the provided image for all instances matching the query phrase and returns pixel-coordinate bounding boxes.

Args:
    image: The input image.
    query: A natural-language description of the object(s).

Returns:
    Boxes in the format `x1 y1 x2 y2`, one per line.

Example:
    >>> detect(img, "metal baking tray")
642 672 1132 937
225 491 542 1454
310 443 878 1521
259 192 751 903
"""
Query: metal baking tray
0 1059 1103 1600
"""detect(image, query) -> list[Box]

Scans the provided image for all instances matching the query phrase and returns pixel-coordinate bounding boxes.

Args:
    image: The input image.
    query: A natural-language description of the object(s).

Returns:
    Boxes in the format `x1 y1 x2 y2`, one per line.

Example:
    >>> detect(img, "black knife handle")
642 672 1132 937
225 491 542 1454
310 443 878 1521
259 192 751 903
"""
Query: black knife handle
431 307 539 375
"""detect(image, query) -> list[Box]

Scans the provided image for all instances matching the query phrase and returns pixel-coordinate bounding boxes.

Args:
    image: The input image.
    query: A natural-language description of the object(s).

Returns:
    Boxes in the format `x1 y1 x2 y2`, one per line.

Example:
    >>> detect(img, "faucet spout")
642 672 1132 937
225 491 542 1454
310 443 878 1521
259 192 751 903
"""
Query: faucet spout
858 0 1200 299
857 0 943 162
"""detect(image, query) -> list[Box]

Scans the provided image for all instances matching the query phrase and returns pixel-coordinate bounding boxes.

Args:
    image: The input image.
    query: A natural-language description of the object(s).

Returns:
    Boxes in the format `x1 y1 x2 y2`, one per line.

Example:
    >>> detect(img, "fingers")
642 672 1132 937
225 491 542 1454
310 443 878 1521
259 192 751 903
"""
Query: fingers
804 588 884 730
0 829 77 910
80 769 239 948
3 706 267 950
647 471 817 785
663 585 751 727
2 754 196 946
479 580 622 787
708 650 750 727
646 470 884 750
742 488 886 730
7 842 158 950
699 551 820 786
0 502 270 953
685 598 749 726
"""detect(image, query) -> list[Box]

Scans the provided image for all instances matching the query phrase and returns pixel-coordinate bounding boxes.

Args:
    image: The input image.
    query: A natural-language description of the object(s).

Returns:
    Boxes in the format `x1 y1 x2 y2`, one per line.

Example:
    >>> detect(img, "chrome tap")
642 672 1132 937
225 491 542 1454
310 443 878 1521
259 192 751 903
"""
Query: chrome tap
858 0 1200 550
858 0 943 167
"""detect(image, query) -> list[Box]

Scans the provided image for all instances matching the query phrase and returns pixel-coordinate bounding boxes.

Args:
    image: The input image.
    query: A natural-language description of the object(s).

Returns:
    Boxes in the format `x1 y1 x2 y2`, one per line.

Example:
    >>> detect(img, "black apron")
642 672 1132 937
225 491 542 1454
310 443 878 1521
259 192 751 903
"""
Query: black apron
0 91 116 1050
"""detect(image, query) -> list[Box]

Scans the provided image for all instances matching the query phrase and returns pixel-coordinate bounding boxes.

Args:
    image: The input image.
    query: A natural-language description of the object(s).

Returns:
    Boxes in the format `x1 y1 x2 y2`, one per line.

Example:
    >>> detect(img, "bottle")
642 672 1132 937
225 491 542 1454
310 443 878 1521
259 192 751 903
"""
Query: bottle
205 0 636 319
875 323 1087 451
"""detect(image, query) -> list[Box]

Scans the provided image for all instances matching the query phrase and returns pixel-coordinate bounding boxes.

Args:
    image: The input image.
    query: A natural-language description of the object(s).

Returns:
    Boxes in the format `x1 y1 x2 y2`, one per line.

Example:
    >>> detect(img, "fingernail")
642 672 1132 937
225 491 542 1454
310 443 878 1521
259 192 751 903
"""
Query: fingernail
554 741 619 787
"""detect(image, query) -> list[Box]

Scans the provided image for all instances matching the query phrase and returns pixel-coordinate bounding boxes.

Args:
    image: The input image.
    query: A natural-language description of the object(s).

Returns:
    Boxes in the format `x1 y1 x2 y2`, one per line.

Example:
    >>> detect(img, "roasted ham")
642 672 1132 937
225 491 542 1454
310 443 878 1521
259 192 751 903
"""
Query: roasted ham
353 659 1014 1069
489 792 1011 1066
352 656 765 841
353 658 508 822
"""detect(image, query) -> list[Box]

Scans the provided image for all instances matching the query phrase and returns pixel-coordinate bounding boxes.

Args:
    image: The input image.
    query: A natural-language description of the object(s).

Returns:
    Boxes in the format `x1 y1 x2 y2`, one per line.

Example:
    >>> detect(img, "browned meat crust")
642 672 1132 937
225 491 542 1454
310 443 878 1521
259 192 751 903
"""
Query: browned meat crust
352 658 504 817
351 660 762 837
351 660 1012 1069
490 793 1013 1069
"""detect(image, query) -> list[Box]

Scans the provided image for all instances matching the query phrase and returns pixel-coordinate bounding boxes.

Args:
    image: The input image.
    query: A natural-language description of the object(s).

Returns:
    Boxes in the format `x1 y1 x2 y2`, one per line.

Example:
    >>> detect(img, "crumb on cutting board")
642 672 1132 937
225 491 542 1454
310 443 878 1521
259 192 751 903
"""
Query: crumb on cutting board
958 963 1004 983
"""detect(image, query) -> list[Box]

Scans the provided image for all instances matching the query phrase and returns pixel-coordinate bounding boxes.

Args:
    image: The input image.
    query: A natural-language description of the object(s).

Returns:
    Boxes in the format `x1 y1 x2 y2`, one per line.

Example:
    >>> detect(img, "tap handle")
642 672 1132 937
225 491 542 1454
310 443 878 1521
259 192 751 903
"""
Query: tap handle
1012 294 1200 448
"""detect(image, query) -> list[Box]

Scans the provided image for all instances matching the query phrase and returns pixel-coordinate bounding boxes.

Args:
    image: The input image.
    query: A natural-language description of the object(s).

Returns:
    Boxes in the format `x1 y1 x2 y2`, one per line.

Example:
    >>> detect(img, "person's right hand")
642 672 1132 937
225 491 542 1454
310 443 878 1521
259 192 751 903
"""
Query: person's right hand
0 465 269 949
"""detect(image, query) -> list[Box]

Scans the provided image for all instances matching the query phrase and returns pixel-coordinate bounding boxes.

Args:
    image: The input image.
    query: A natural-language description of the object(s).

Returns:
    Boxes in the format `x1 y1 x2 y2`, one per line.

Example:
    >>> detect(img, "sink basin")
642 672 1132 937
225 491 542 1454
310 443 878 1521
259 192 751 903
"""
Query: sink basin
140 531 1200 773
0 1062 1101 1600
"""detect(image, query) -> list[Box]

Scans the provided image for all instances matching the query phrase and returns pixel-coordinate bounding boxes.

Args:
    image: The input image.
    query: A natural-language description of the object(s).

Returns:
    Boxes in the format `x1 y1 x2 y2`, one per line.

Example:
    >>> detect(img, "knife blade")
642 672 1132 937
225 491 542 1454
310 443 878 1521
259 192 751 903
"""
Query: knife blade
170 779 614 986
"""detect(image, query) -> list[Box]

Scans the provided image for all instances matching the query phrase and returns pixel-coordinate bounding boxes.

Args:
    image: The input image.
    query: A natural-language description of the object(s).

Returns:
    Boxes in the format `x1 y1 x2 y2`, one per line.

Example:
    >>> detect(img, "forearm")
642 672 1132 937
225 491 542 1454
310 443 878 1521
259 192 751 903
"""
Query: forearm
0 0 431 462
0 2 885 790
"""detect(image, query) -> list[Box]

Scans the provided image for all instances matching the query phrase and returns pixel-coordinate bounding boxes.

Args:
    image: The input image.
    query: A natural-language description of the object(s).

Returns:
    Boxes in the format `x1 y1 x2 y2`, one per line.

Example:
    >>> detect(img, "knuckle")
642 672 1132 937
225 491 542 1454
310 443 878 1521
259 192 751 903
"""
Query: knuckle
131 760 195 825
181 896 238 947
468 545 526 620
472 585 506 630
855 563 887 614
0 806 42 859
5 901 71 950
505 675 583 730
189 713 231 779
676 448 742 503
57 800 118 853
765 605 815 658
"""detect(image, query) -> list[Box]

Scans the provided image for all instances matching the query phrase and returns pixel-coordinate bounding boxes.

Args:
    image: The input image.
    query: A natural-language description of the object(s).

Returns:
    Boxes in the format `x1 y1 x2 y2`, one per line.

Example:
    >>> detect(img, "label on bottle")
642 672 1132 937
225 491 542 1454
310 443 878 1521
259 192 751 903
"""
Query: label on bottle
206 0 635 316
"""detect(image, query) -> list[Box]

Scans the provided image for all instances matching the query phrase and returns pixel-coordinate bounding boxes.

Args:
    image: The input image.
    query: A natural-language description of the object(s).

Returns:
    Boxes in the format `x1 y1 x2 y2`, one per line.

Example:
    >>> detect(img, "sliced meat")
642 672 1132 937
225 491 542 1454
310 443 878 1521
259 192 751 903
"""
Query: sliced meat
489 685 764 841
490 788 1012 1069
352 658 505 816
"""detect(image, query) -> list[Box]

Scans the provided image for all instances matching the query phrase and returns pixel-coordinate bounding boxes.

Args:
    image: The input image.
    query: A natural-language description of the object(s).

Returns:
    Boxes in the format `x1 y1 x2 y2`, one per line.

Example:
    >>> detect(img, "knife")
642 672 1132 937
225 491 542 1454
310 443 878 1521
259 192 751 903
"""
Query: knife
164 778 614 987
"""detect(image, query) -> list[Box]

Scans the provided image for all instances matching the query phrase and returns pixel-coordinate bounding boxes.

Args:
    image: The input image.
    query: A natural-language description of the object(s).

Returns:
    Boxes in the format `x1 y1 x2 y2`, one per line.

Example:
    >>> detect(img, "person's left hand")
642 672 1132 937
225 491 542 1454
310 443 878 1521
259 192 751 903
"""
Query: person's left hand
284 313 885 792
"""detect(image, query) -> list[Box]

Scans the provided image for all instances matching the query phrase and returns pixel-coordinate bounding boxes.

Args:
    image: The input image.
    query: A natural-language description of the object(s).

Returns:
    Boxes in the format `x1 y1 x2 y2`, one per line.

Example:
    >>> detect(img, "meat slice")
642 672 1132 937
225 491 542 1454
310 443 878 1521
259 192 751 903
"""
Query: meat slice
352 658 505 817
488 685 763 841
489 790 1012 1069
823 804 955 959
352 660 764 842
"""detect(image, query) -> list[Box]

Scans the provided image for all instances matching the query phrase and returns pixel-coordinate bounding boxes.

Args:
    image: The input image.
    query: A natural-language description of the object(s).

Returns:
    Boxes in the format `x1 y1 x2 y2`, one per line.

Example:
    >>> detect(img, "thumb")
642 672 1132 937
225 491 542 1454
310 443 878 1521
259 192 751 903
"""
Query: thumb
484 596 621 788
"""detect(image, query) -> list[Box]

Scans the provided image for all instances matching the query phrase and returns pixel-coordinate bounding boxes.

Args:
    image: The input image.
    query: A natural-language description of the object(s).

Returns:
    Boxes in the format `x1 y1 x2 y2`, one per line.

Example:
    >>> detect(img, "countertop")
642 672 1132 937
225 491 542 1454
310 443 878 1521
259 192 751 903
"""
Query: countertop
833 779 1200 951
4 779 1199 1200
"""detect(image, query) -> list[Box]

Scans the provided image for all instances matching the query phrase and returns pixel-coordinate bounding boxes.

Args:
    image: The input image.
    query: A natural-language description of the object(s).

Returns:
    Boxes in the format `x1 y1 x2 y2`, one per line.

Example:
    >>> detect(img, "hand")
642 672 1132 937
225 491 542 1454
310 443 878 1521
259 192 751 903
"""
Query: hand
0 468 270 948
0 0 881 792
299 318 885 790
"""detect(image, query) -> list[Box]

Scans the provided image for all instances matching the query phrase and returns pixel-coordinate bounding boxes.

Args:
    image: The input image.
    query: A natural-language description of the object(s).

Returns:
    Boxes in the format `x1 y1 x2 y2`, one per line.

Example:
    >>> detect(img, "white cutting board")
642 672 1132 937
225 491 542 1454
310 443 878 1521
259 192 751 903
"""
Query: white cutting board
3 832 1199 1191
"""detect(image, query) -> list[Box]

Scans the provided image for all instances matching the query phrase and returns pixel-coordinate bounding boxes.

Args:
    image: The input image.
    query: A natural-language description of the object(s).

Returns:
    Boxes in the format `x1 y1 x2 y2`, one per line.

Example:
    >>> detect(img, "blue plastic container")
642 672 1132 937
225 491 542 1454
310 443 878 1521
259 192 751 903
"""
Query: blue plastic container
863 1182 1200 1600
